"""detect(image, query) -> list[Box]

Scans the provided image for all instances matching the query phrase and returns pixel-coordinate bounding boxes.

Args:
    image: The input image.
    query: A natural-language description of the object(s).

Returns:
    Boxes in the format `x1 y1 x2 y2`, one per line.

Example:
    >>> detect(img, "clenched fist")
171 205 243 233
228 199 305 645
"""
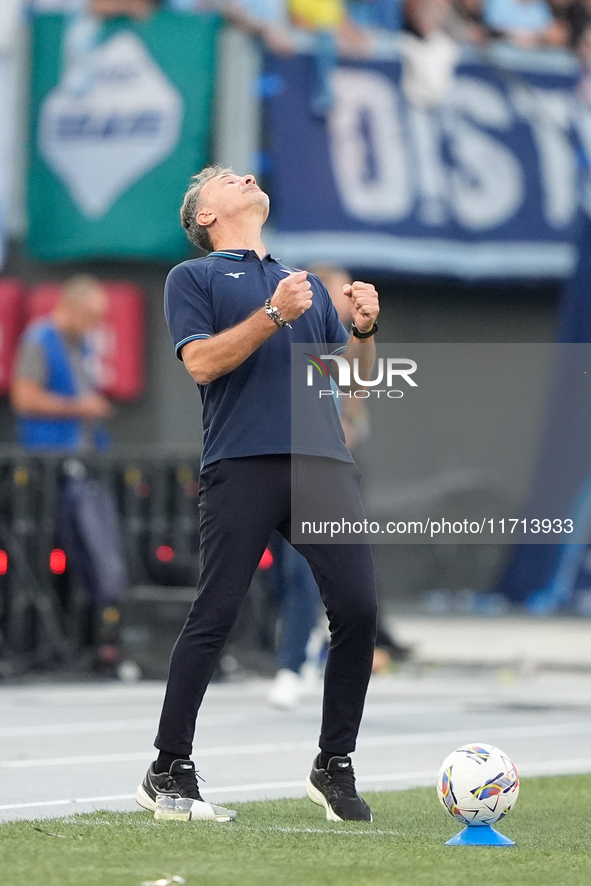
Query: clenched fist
345 281 379 334
269 271 313 324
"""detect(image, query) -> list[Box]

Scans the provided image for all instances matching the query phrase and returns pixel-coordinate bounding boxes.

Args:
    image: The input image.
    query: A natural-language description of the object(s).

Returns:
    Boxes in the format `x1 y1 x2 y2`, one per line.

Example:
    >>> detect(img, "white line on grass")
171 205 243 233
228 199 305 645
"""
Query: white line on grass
268 828 397 836
3 758 591 814
0 794 137 811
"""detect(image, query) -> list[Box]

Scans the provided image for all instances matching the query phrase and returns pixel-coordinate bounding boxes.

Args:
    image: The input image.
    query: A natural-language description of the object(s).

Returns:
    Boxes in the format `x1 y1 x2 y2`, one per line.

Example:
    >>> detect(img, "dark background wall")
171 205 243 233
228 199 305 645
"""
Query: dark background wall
0 243 561 605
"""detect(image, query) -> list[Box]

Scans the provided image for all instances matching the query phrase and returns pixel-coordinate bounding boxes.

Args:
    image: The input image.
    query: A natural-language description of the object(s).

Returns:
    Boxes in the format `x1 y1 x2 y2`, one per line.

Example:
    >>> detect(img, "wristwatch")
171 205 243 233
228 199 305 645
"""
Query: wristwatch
350 321 378 339
264 298 292 329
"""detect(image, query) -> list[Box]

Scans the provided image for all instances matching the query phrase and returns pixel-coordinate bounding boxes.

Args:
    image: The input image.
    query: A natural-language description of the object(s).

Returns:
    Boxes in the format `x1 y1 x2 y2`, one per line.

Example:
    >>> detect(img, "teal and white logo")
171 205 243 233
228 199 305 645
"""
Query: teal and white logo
39 31 182 218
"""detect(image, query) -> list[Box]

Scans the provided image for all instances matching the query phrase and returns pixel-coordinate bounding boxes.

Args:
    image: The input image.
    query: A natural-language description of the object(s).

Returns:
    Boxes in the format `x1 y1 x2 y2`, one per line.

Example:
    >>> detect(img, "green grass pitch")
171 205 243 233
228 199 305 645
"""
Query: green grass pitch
2 775 591 886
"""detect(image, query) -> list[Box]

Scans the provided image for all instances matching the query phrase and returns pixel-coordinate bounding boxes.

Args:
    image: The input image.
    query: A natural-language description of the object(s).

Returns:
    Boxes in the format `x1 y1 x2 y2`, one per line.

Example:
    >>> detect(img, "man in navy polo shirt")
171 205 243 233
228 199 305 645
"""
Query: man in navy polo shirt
136 165 380 822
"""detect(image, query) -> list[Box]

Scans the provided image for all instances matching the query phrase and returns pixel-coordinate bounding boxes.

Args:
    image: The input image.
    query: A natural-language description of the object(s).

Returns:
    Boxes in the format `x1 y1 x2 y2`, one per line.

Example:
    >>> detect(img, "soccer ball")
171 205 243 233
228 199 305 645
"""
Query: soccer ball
436 743 519 826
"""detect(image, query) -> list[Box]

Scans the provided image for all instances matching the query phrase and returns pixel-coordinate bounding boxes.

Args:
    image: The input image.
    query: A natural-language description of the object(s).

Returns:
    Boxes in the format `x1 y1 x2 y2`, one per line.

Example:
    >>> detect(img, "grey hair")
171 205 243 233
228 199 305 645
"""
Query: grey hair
180 164 233 252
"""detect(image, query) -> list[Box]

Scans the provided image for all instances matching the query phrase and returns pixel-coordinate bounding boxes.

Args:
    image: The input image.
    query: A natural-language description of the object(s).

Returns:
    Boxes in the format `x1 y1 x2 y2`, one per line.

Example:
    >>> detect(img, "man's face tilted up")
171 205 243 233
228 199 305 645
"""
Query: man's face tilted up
196 173 270 232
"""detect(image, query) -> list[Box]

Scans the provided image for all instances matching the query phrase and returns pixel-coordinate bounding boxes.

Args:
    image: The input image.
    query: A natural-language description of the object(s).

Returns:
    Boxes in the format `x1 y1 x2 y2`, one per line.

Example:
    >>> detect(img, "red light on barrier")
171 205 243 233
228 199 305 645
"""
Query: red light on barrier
50 549 67 575
156 545 175 563
0 550 7 575
258 548 274 570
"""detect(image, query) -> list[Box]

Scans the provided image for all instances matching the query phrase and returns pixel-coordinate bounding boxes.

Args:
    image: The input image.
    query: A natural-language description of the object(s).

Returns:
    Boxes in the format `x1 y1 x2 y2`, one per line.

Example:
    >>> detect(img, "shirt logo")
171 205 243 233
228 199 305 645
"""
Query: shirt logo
225 272 245 278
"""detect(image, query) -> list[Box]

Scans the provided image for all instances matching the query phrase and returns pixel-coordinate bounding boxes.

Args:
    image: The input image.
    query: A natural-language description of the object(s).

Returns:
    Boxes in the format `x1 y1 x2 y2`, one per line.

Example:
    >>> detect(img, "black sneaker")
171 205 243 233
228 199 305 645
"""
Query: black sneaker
136 759 204 812
306 755 372 822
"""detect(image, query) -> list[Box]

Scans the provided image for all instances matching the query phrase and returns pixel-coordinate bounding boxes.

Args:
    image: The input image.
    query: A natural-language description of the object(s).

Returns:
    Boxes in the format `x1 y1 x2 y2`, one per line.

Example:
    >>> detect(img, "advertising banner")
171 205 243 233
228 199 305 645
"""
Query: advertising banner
28 11 219 261
265 51 591 280
0 279 25 395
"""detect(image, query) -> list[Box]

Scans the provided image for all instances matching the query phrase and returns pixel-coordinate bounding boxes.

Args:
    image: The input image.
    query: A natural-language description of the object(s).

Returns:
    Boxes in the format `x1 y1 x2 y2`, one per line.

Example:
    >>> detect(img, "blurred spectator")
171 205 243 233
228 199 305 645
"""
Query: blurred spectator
402 0 459 107
266 534 323 708
446 0 491 43
546 0 591 48
545 0 578 46
164 1 294 54
289 0 346 28
313 265 371 458
10 275 129 673
11 276 112 450
347 0 403 32
214 0 294 54
482 0 555 47
290 0 370 52
310 264 410 673
267 263 410 708
288 0 369 114
574 7 591 101
289 0 343 114
404 0 452 37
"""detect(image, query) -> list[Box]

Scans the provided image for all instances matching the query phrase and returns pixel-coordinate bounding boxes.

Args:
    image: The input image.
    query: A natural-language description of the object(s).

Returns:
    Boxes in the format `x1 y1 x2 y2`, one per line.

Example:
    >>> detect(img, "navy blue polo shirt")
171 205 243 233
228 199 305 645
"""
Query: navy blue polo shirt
164 249 353 467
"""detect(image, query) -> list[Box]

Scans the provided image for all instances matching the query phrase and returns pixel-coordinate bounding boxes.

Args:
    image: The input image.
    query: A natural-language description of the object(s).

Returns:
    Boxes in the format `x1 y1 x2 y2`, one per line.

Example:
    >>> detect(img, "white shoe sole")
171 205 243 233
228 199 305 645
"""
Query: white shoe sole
135 783 157 812
305 775 343 822
306 775 373 823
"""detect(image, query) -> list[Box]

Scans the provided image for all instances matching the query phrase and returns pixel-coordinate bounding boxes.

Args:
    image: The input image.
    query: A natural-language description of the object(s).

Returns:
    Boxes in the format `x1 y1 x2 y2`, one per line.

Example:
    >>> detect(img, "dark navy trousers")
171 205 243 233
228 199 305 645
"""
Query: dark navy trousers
155 454 378 757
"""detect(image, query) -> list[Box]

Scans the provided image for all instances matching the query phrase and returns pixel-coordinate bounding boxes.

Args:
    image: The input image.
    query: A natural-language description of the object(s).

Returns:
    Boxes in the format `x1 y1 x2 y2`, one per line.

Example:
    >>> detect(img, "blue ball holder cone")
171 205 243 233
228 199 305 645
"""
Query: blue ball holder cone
446 824 514 846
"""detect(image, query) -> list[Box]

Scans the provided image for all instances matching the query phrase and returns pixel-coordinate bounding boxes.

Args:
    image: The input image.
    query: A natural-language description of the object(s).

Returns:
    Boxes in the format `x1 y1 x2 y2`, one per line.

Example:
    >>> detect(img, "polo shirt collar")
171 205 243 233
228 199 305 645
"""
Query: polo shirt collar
209 249 278 263
209 250 245 261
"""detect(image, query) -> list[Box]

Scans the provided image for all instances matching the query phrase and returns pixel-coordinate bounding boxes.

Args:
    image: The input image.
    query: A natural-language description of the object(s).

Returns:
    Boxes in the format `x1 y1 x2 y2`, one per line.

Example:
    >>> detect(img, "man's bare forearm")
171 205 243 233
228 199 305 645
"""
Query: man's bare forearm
181 271 313 385
181 307 277 385
341 336 376 389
